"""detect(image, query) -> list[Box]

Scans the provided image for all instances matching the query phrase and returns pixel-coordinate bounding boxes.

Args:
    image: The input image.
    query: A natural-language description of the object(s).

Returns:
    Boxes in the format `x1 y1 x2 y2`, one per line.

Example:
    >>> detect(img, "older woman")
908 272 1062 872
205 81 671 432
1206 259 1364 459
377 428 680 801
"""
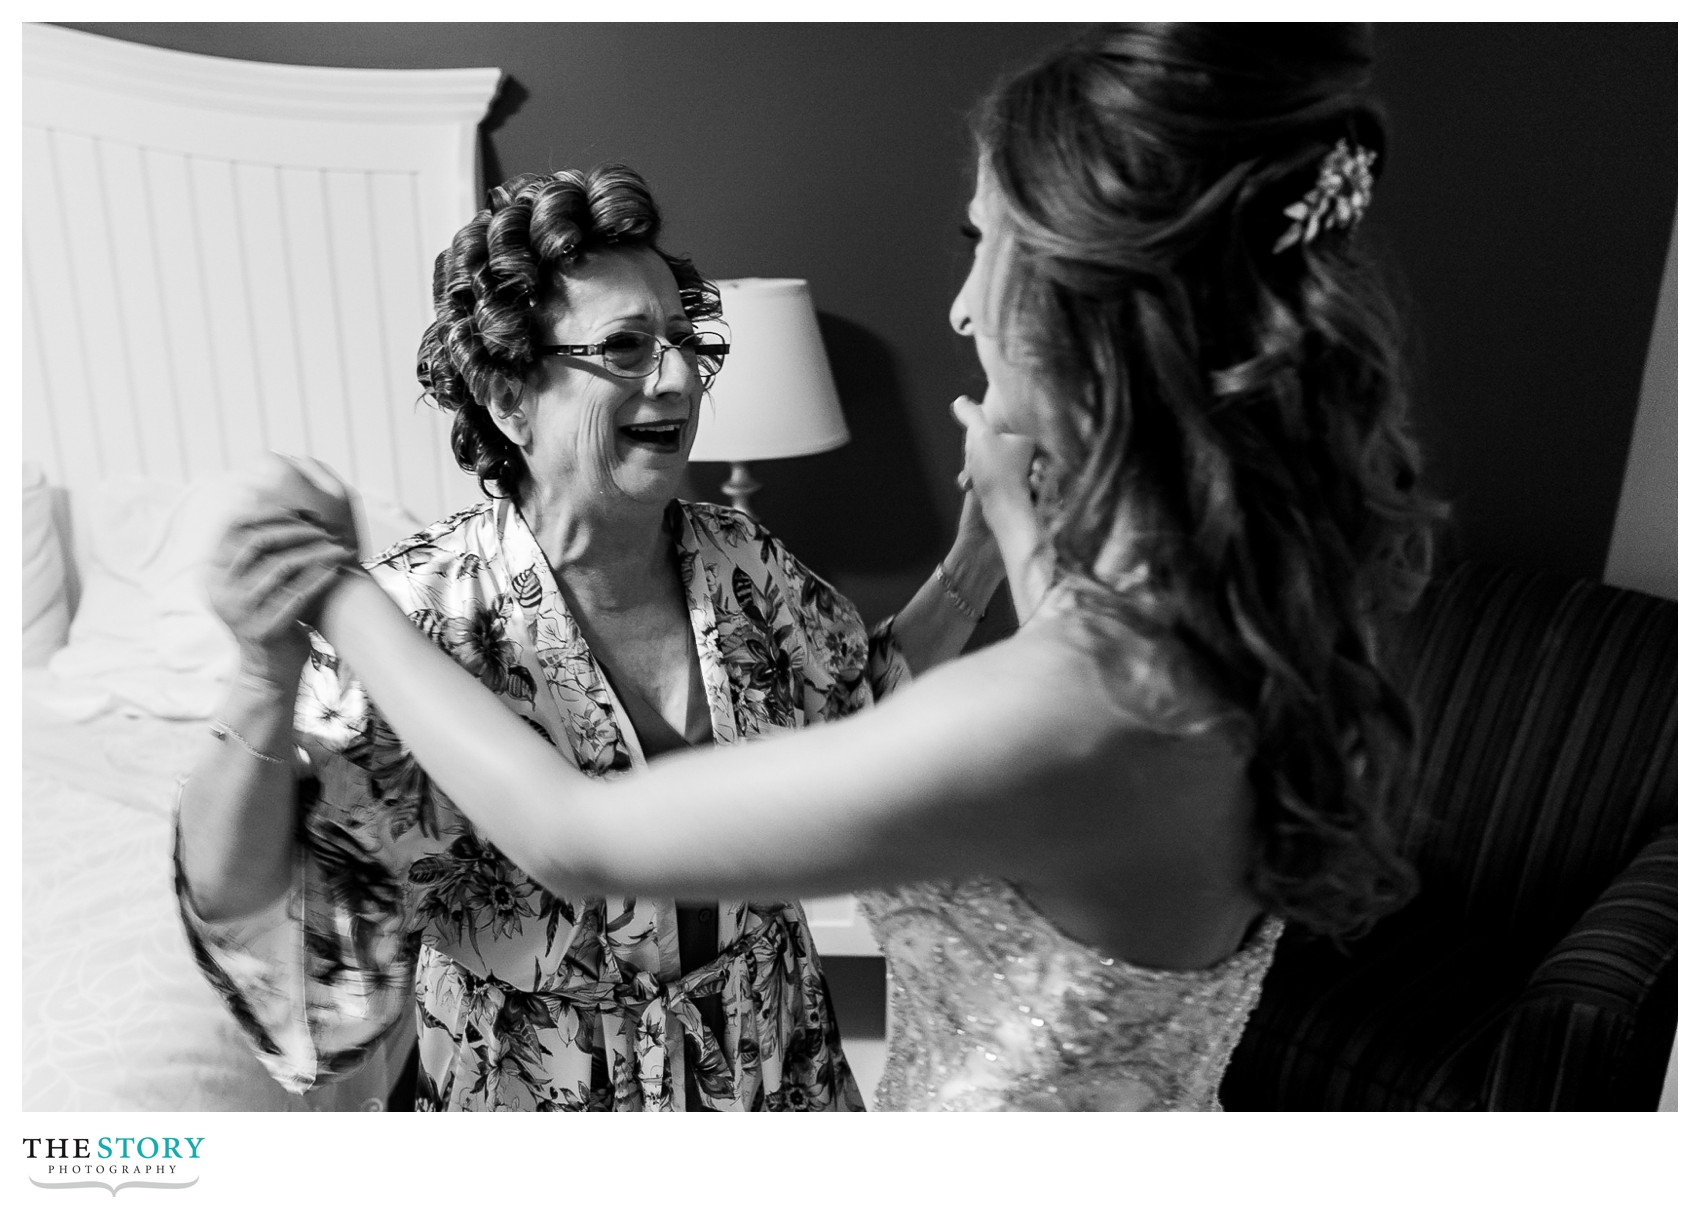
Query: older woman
175 164 1003 1111
243 24 1444 1112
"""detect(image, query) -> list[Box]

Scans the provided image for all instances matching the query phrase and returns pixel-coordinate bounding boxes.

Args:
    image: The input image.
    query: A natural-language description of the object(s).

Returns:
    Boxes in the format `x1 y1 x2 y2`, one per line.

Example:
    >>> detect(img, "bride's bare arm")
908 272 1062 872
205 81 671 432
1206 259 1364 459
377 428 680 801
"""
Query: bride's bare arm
315 568 1107 903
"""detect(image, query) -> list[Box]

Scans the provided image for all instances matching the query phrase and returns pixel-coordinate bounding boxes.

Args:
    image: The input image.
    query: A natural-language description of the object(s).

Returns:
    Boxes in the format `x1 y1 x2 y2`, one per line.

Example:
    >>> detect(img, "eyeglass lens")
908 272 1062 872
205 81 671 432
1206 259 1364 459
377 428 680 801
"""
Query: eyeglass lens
601 331 727 380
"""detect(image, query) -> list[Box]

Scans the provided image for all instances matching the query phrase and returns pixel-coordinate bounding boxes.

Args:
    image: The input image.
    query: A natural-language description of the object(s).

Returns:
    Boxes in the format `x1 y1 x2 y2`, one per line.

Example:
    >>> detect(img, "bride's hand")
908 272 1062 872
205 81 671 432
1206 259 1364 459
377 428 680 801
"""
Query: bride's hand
205 455 363 688
249 453 361 552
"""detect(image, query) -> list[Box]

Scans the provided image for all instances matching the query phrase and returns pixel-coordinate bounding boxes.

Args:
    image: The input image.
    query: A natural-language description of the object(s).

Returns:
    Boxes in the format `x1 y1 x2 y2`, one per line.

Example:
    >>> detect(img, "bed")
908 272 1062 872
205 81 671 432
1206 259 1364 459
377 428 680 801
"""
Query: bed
20 23 502 1112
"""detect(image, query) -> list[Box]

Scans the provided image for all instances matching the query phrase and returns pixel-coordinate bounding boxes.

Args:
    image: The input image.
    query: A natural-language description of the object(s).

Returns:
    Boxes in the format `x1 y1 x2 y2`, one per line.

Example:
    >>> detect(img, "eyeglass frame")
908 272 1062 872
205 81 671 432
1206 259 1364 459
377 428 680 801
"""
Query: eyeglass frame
536 330 731 387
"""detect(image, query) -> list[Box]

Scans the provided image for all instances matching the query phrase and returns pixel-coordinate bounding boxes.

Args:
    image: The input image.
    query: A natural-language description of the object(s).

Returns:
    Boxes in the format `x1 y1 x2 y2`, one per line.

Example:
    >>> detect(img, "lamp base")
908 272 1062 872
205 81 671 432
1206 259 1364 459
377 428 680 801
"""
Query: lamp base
720 462 762 519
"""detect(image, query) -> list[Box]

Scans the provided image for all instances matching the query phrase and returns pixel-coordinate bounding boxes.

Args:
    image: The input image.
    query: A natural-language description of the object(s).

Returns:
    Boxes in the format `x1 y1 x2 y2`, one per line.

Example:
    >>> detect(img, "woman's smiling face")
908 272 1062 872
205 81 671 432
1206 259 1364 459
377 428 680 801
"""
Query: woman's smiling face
513 246 704 513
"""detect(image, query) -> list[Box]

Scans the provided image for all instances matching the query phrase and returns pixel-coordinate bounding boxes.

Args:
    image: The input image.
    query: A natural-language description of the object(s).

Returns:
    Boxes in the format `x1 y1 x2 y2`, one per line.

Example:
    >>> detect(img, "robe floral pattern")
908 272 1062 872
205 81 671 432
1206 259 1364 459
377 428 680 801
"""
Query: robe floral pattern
176 498 905 1111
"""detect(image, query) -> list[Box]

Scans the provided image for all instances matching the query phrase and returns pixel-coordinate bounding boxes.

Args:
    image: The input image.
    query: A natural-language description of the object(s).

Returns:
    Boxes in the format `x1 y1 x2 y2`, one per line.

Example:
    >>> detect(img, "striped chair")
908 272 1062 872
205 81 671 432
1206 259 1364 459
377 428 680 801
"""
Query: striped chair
1221 559 1677 1110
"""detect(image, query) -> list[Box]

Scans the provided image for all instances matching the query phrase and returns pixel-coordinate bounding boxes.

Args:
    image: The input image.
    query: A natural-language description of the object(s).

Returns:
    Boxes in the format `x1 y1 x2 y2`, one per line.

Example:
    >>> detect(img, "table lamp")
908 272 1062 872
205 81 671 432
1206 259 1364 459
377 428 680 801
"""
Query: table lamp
689 278 850 518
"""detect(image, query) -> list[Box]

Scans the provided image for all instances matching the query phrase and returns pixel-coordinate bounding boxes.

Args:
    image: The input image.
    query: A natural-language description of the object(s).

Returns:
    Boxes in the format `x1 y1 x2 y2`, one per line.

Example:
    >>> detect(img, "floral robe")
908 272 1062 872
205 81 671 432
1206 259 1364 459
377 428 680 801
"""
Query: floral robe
175 498 905 1111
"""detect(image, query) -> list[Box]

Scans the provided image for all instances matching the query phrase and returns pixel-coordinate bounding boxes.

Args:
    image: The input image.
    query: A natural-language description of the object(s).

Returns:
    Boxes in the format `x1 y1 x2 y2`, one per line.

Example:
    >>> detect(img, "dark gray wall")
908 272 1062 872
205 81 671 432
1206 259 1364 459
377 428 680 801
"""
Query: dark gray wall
1370 23 1676 582
64 22 1677 617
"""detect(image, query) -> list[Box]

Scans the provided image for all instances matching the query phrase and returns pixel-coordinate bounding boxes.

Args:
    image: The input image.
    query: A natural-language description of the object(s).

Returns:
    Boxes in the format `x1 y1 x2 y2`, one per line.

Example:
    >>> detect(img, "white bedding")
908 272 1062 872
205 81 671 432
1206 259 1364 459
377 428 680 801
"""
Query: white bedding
19 26 501 1113
18 456 427 1112
21 673 410 1112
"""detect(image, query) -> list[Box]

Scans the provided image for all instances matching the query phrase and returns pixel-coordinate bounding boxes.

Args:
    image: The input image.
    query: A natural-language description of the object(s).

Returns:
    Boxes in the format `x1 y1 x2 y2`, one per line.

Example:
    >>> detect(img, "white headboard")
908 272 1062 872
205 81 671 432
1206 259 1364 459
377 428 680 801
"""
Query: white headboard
21 24 503 523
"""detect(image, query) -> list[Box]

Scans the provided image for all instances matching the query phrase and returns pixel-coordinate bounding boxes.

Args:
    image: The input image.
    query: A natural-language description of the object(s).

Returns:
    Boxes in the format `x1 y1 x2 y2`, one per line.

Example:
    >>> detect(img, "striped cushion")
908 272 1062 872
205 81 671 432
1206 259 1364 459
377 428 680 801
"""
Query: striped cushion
1223 560 1677 1110
1388 561 1676 932
1485 821 1678 1109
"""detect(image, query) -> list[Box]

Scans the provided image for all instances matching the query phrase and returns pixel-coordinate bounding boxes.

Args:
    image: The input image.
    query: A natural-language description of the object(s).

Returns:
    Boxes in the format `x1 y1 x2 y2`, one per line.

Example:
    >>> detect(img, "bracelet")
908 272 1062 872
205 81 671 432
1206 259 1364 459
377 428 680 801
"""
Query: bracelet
210 720 287 766
934 562 986 623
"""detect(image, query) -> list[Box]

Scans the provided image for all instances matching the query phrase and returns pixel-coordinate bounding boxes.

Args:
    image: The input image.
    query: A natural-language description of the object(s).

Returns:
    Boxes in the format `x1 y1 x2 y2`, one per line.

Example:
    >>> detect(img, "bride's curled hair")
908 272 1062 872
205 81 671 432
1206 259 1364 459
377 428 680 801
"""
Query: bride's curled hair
977 23 1446 938
416 164 721 499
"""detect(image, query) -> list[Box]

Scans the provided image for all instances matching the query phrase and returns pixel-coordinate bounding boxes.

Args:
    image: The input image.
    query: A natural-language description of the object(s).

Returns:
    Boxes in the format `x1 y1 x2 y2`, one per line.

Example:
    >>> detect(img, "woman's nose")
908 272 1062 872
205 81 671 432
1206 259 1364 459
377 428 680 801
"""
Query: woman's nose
649 343 695 395
949 290 974 337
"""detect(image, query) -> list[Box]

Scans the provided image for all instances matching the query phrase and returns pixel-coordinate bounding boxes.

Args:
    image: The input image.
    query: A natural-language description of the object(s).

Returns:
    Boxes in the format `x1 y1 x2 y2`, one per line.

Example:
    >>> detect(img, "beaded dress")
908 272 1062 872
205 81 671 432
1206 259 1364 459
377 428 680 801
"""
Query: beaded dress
859 877 1281 1111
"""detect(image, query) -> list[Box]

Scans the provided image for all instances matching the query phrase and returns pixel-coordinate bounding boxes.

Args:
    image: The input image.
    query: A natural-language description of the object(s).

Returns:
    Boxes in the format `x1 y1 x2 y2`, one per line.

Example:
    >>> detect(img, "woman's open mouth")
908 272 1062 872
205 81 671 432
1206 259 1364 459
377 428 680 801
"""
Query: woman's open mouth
616 420 687 454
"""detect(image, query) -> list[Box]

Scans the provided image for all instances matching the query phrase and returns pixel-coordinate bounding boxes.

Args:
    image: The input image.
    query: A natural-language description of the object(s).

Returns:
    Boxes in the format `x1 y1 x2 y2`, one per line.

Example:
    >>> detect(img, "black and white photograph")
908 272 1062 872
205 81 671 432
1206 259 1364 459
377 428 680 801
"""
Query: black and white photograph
13 13 1682 1207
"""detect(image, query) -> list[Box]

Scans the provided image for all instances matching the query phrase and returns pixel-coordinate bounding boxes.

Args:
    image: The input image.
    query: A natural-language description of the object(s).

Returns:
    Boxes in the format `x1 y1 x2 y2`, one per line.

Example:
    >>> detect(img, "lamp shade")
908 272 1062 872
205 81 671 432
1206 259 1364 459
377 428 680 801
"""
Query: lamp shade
688 278 850 463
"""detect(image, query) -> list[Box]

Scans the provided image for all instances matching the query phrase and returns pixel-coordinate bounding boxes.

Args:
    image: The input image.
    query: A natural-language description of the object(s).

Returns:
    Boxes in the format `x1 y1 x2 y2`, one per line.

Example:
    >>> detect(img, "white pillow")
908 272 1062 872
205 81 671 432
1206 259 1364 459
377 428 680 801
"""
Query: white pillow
22 462 71 665
48 469 422 720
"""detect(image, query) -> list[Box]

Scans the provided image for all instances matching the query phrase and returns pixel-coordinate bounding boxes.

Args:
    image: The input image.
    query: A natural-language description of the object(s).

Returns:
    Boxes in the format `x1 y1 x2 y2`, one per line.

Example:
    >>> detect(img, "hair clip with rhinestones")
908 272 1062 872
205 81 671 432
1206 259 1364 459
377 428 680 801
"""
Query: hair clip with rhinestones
1274 139 1377 254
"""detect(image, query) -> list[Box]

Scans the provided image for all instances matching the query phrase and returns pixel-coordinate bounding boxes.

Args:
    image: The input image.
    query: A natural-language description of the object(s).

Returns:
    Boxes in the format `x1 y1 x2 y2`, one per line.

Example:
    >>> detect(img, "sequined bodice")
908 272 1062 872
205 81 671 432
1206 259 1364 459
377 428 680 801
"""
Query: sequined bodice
858 878 1281 1111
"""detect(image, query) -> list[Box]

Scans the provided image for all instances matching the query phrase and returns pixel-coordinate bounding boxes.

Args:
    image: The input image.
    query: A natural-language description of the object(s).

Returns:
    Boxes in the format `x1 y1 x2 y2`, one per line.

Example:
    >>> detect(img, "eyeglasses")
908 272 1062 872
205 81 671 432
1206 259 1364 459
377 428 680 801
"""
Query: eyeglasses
538 330 731 386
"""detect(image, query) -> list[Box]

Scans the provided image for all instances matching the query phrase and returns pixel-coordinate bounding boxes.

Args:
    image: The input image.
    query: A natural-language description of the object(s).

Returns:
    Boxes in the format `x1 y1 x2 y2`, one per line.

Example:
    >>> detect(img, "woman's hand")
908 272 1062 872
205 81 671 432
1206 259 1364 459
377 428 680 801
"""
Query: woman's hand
951 393 1048 623
951 393 1039 546
943 404 1000 586
207 456 361 689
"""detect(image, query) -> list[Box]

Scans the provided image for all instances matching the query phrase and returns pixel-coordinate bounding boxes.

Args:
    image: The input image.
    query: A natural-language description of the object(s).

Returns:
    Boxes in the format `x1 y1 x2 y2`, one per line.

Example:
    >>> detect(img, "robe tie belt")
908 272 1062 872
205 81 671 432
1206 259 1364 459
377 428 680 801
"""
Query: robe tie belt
445 913 800 1110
